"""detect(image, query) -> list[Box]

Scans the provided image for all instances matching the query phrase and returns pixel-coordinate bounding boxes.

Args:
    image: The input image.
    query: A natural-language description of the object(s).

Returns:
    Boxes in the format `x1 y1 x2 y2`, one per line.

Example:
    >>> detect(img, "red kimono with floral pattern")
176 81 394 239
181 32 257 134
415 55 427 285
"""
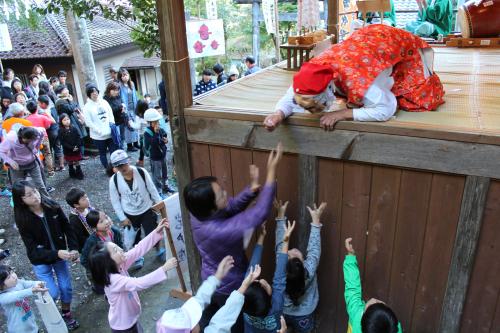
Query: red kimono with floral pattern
310 24 445 111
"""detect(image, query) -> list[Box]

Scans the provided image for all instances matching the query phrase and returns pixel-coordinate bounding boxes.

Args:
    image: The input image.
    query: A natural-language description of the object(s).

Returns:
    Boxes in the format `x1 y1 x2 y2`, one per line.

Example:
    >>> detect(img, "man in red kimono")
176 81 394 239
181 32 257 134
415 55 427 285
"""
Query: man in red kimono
264 24 445 131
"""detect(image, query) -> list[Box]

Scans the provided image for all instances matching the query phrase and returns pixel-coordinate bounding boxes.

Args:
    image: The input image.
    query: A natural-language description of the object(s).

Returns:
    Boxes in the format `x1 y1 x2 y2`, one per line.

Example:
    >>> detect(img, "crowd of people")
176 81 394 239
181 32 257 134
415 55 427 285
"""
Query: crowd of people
194 56 262 97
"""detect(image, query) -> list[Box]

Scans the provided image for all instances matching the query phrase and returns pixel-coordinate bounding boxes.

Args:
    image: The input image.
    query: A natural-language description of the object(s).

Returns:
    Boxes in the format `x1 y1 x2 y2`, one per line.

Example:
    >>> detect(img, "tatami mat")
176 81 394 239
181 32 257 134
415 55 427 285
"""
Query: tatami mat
196 48 500 136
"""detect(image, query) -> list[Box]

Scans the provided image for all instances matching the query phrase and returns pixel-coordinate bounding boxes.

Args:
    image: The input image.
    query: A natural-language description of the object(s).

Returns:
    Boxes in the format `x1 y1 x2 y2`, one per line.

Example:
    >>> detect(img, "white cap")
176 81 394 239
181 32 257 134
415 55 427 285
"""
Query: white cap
156 298 203 333
228 65 239 77
110 149 129 167
144 108 162 122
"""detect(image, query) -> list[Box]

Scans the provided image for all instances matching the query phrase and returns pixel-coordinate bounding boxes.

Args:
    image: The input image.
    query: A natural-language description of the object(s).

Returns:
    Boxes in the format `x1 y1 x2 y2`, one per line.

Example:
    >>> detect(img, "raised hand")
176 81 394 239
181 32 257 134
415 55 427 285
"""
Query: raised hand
266 143 283 185
345 237 355 255
249 164 260 192
274 199 289 219
284 220 296 241
239 264 262 293
257 223 267 245
277 316 287 333
307 202 327 225
215 255 235 281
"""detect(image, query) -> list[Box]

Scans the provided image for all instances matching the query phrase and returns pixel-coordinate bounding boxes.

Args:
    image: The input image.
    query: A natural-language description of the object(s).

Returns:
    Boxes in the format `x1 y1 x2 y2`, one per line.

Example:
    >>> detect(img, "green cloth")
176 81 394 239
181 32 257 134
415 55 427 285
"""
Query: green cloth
359 0 397 27
343 255 403 333
405 0 453 37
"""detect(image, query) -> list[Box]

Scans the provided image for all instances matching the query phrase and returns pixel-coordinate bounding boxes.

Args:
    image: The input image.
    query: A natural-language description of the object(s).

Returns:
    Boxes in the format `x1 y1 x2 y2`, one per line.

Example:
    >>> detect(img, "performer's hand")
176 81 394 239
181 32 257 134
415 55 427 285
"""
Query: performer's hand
264 111 285 131
345 237 356 255
215 255 234 281
249 164 260 192
320 109 353 131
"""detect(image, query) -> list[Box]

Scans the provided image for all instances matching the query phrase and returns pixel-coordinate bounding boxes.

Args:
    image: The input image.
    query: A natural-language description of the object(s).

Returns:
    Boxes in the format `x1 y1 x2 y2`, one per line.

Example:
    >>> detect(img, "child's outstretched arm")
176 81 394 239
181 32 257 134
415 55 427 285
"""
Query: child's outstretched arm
270 220 296 314
246 224 267 276
343 238 365 323
274 199 289 253
0 281 46 305
193 256 235 308
123 219 167 269
205 265 262 333
303 203 327 278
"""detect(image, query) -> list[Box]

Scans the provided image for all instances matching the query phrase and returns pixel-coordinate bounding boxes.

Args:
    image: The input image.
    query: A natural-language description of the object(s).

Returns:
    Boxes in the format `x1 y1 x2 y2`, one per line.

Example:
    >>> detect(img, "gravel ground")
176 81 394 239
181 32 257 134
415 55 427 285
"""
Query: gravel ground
0 152 186 332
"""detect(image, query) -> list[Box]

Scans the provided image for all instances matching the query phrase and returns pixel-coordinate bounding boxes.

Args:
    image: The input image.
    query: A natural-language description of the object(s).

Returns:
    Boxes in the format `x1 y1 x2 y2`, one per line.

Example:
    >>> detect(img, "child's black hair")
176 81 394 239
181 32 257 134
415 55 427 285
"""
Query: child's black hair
88 242 119 287
183 176 218 220
286 257 306 306
65 188 86 208
86 209 101 229
26 100 38 114
12 180 59 231
243 282 272 317
135 99 149 118
86 85 99 98
37 95 50 106
0 265 13 290
361 303 399 333
17 126 39 143
59 113 70 126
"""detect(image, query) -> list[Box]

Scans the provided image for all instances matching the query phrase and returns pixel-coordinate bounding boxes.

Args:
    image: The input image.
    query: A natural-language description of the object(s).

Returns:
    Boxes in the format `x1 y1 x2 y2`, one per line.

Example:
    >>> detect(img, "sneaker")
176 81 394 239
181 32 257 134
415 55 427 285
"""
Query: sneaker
130 257 144 270
127 147 138 152
0 229 4 235
0 189 12 197
0 239 4 246
62 312 80 330
156 248 166 260
47 186 56 193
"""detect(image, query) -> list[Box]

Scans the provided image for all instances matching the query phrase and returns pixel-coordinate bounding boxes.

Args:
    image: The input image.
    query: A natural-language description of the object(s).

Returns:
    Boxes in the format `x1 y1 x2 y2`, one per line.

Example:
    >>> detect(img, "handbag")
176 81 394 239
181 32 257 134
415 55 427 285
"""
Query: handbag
122 225 138 251
34 291 68 333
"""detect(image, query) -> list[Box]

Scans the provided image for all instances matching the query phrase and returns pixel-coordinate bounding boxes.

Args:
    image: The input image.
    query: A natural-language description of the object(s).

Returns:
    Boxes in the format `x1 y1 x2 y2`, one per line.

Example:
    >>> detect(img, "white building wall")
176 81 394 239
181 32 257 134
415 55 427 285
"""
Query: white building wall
93 48 143 93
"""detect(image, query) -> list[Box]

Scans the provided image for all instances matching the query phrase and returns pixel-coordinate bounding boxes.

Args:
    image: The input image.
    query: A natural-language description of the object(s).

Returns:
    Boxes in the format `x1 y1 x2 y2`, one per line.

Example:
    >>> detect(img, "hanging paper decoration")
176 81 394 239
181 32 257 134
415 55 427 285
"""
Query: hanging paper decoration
24 0 30 18
186 19 226 59
206 0 218 20
297 0 320 31
3 0 9 20
0 24 13 52
262 0 277 34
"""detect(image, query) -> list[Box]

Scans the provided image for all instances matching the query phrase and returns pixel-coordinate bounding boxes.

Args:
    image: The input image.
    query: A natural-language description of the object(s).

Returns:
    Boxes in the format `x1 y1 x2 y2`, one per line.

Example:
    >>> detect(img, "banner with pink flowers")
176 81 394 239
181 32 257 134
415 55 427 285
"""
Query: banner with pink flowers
186 19 226 59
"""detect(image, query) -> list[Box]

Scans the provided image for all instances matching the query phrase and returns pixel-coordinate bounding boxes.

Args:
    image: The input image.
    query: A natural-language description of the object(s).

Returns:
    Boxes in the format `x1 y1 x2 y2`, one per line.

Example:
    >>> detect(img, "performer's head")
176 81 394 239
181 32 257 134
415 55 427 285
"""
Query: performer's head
293 62 335 114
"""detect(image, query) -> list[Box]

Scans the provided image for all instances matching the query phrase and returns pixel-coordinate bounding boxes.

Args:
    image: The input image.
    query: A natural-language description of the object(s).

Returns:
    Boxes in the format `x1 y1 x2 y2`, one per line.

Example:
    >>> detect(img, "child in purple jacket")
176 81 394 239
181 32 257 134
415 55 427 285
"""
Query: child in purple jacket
184 143 283 332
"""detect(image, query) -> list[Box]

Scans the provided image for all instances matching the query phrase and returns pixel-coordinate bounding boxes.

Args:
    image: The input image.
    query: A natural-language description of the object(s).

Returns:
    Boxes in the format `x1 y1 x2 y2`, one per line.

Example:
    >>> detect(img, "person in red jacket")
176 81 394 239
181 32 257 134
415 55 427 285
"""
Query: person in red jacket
264 24 445 131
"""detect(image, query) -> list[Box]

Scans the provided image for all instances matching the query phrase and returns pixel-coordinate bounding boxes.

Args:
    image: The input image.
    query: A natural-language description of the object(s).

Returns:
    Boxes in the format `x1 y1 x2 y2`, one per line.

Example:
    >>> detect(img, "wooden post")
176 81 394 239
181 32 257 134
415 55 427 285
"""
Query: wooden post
327 0 339 43
155 0 202 291
297 155 318 253
252 0 261 64
439 176 490 332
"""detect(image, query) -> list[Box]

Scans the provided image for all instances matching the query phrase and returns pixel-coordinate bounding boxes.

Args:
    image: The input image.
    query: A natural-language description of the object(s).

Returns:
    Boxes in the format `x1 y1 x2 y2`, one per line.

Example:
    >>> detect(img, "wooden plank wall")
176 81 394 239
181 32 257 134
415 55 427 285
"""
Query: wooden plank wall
188 143 487 332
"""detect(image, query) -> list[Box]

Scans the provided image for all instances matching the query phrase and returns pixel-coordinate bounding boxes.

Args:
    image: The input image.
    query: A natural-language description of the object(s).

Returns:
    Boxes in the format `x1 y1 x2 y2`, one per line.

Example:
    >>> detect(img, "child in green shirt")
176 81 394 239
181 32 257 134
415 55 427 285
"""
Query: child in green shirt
343 238 402 333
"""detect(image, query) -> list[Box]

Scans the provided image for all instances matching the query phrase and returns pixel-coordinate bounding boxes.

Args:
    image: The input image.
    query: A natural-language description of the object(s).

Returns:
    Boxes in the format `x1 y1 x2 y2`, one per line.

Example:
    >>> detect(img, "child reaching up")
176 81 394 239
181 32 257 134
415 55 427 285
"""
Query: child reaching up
157 256 261 333
280 201 327 333
88 218 178 332
243 218 296 332
0 265 47 333
344 238 402 333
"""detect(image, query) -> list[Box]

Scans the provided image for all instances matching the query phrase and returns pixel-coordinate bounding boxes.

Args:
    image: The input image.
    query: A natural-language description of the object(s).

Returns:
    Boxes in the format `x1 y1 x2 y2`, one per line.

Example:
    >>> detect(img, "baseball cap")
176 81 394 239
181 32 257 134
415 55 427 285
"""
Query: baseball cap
110 149 129 167
156 297 203 333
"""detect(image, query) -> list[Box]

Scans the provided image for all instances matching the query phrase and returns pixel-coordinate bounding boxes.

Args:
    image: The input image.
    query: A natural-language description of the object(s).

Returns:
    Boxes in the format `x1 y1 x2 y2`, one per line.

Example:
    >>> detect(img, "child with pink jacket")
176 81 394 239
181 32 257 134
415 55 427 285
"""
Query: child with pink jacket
88 218 177 332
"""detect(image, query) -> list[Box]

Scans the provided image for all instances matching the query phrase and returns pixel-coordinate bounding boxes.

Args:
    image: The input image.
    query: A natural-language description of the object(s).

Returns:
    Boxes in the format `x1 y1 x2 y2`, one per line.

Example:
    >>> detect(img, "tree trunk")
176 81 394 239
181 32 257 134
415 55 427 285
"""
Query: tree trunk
65 10 98 102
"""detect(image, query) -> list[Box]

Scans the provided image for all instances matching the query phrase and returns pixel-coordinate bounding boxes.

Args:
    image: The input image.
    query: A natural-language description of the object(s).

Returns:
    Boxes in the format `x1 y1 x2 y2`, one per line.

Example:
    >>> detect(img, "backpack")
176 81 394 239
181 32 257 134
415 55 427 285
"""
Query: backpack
113 167 153 201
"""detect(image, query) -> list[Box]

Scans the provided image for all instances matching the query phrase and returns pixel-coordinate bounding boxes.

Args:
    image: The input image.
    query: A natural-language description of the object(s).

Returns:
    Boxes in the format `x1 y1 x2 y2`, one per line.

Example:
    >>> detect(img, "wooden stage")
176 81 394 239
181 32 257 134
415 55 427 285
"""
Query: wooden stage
183 47 500 332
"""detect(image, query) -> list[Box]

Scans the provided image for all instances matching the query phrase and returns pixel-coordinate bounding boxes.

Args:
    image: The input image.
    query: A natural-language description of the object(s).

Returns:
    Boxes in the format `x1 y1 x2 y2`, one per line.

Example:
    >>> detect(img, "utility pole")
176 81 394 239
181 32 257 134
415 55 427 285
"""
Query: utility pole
155 0 202 291
65 10 98 100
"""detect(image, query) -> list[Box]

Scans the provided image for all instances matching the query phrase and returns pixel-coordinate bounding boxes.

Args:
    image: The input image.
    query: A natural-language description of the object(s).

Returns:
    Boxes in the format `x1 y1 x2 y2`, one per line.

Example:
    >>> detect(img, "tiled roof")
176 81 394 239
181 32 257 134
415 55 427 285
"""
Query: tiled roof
0 18 70 59
0 14 134 60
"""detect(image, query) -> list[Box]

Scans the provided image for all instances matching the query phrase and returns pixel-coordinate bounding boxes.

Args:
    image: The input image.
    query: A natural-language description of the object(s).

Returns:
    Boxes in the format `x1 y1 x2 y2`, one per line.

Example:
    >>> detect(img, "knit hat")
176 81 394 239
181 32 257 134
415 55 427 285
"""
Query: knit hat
156 297 203 333
292 62 334 96
110 149 129 167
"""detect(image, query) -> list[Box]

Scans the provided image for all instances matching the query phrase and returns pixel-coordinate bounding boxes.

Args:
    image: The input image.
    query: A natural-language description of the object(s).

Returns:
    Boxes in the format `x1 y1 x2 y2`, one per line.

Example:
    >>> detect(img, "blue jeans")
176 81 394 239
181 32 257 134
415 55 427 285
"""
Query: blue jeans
94 138 118 168
32 260 73 304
